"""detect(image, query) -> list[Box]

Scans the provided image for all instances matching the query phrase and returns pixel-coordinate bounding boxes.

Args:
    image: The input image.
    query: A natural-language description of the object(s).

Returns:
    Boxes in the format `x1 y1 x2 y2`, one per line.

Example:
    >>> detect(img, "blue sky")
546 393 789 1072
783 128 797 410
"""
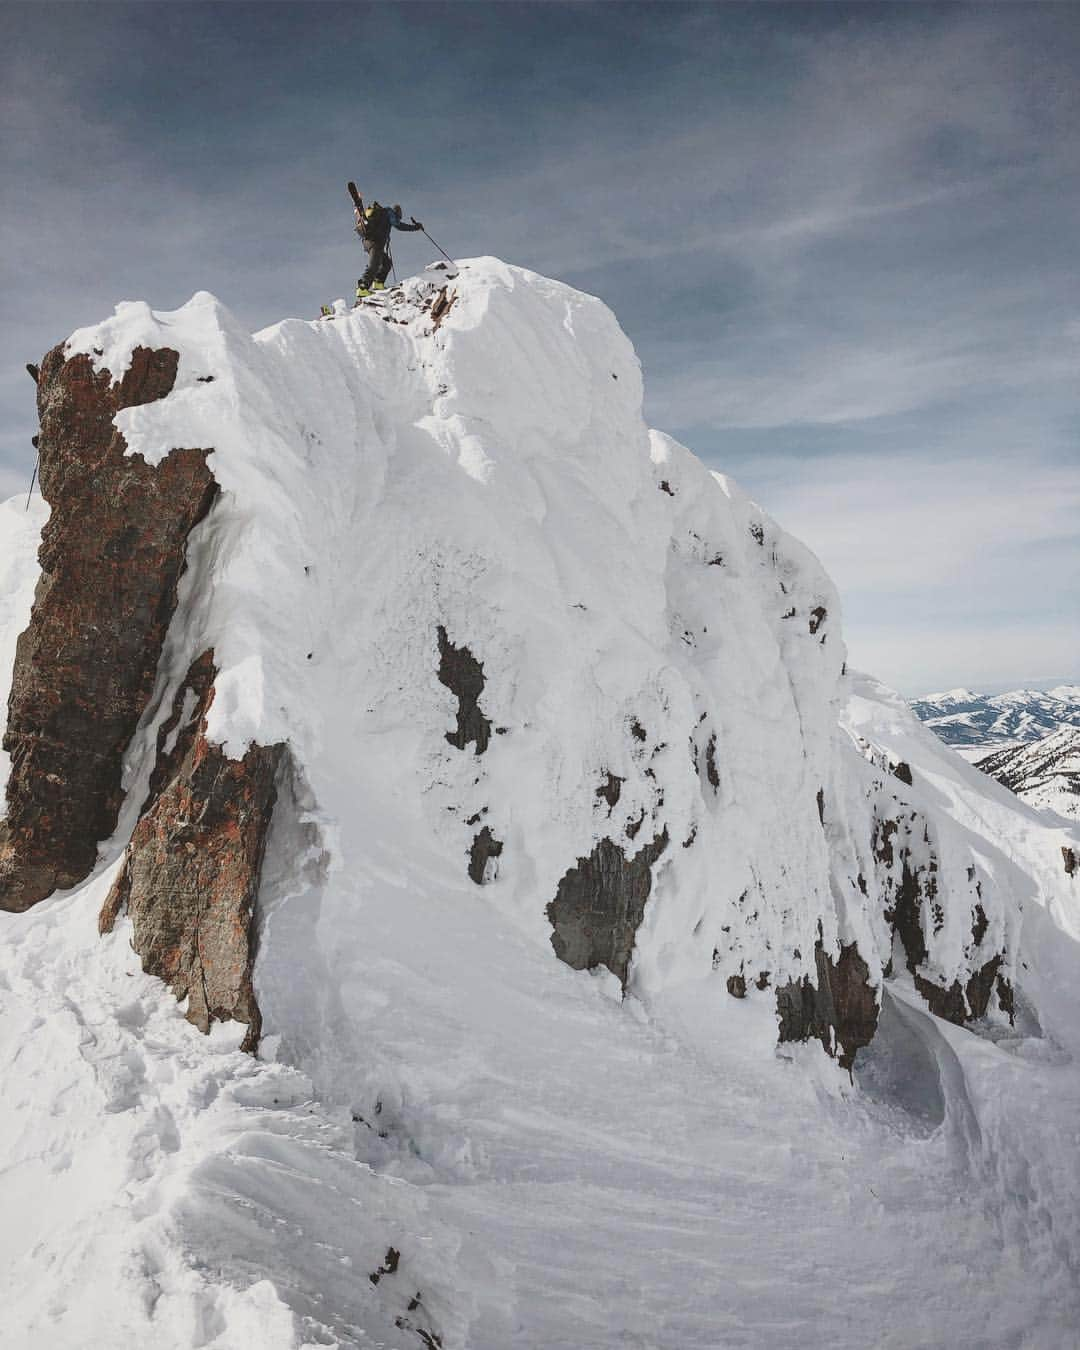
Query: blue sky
2 1 1077 694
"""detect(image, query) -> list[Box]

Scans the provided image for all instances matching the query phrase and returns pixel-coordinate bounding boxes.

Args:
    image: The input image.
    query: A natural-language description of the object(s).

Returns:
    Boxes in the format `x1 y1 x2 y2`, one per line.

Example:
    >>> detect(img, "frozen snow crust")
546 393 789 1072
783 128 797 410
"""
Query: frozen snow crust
2 259 1079 1346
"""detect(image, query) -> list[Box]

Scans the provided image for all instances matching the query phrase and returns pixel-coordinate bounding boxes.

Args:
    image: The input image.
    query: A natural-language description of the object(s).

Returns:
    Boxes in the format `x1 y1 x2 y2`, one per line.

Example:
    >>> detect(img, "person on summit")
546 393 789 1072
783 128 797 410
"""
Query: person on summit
353 194 423 299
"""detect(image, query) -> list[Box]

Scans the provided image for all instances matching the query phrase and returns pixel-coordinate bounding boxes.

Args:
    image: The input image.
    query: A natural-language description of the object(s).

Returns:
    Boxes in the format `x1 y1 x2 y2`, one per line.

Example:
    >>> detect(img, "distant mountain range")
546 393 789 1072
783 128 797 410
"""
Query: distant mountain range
910 685 1080 747
975 727 1080 820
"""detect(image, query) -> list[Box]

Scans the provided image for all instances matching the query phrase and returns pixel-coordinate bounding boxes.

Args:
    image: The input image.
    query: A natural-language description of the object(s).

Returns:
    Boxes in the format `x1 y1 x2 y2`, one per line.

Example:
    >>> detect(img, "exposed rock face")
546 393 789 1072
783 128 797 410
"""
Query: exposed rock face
892 760 913 786
776 940 879 1073
0 343 216 911
467 825 502 885
100 651 283 1050
547 831 668 987
437 625 491 755
914 955 1011 1026
596 772 624 810
870 802 1011 1029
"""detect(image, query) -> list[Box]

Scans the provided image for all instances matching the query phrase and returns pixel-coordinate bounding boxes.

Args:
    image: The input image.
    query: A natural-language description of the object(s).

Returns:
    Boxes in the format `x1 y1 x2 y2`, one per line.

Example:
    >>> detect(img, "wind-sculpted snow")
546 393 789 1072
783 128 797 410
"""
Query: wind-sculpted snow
60 263 872 1025
1 260 1079 1346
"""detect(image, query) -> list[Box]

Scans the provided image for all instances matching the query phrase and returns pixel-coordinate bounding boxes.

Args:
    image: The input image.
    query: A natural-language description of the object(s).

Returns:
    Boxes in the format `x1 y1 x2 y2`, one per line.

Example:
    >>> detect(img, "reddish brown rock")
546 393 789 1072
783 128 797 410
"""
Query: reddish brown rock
914 954 1013 1027
101 651 283 1050
1 342 216 911
776 939 879 1073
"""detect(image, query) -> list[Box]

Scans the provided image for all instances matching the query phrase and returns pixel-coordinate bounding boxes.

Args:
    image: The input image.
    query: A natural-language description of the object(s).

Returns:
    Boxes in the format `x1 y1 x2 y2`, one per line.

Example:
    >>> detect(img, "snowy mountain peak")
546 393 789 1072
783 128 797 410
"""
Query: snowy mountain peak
911 683 1080 747
919 686 981 704
2 258 1079 1346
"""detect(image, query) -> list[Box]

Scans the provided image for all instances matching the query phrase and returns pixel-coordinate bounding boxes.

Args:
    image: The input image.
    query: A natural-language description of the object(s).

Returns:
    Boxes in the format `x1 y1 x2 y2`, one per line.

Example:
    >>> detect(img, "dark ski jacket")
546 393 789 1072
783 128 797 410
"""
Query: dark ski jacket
359 204 422 249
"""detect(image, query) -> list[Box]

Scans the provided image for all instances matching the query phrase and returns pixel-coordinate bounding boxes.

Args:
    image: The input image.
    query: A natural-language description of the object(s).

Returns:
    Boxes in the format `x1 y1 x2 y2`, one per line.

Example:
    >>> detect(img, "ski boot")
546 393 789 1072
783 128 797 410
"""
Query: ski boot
320 304 333 318
372 280 386 291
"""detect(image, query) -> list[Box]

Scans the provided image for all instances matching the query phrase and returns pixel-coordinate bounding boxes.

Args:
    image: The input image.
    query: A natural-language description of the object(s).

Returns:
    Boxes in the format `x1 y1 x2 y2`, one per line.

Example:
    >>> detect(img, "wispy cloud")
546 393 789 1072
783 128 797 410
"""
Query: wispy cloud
1 2 1076 693
727 446 1080 693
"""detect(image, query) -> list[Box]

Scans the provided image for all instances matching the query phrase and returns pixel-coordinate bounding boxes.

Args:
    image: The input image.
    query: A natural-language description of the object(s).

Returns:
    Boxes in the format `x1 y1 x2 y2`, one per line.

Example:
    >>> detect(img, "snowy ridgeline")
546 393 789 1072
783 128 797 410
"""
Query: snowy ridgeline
911 685 1080 747
2 260 1080 1349
975 726 1080 820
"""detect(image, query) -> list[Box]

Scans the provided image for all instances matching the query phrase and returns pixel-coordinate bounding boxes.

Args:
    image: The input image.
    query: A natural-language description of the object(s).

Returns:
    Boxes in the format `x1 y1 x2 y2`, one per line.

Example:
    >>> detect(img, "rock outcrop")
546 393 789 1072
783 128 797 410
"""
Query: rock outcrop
776 940 878 1073
1 334 284 1049
0 343 216 910
100 651 283 1049
871 804 1011 1026
547 831 669 987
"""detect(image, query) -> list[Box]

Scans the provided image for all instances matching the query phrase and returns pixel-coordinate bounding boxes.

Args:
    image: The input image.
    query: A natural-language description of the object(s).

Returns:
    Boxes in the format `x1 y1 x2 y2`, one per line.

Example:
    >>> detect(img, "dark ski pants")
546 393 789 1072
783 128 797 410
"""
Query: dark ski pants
360 238 392 289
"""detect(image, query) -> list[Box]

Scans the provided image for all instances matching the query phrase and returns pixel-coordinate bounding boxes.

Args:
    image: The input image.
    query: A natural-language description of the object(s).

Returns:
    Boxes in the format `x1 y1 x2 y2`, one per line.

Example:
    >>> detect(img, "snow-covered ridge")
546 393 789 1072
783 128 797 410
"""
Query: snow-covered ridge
42 254 1080 1066
977 726 1080 820
60 260 859 1011
2 258 1079 1346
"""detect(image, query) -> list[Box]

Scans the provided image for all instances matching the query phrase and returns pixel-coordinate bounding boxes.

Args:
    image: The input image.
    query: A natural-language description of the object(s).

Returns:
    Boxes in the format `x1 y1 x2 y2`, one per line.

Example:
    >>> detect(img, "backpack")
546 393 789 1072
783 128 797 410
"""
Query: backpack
361 202 390 243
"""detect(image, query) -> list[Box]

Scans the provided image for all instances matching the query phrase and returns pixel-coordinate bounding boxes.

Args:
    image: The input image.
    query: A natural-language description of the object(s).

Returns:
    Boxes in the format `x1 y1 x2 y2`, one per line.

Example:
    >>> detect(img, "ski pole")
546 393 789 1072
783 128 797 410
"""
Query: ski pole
25 455 38 511
419 226 456 269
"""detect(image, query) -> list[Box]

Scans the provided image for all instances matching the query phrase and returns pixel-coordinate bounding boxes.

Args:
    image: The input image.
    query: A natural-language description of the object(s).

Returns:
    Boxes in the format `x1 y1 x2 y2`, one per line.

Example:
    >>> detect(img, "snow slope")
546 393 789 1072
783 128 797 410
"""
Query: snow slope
845 673 1079 943
2 260 1080 1348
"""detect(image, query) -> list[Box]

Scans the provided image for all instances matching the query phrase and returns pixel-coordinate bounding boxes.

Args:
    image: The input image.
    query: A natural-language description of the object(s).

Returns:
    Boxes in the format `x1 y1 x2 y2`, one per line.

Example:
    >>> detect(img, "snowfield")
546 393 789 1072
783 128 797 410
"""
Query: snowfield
2 259 1079 1349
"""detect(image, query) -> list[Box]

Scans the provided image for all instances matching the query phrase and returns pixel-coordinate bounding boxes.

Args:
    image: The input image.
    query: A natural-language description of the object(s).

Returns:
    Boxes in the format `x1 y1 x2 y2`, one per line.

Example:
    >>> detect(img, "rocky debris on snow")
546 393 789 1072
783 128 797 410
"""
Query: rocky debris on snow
1 342 216 912
703 734 720 791
100 650 283 1050
429 286 457 330
369 1246 401 1286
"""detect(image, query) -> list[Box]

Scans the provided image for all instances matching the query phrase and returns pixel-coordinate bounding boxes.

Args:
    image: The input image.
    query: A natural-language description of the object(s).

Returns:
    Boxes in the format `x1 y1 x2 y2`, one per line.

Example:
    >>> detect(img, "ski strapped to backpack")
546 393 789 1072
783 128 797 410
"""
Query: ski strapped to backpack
348 182 390 243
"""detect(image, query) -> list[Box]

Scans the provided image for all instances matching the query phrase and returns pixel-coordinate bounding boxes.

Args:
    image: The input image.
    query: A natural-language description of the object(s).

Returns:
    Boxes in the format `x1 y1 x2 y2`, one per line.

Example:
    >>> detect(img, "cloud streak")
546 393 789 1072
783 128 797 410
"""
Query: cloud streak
728 446 1080 693
1 1 1076 693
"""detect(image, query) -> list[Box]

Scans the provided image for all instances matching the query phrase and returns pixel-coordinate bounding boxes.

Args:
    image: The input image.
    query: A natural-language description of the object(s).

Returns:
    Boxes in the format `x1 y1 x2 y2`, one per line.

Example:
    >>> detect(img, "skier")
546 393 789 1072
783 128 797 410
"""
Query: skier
353 195 423 299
